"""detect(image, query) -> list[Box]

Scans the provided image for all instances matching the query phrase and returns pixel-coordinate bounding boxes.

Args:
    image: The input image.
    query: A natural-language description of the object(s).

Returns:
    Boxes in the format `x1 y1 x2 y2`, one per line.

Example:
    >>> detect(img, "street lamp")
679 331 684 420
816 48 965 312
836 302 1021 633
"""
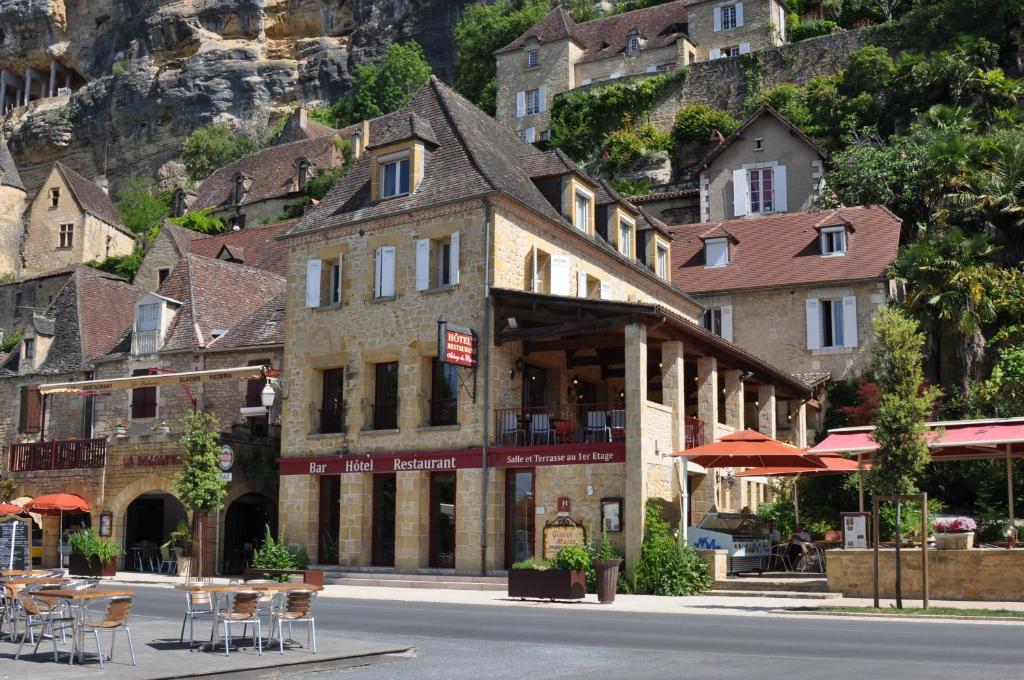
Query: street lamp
261 381 276 409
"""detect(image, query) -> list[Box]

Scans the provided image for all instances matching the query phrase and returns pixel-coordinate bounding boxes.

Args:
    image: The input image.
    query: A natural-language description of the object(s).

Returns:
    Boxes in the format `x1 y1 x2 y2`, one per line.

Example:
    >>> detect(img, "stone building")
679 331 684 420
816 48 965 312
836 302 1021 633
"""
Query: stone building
685 0 788 60
697 105 826 223
1 252 285 574
275 77 812 576
179 136 344 229
669 205 903 439
0 139 26 276
495 3 694 140
21 162 136 278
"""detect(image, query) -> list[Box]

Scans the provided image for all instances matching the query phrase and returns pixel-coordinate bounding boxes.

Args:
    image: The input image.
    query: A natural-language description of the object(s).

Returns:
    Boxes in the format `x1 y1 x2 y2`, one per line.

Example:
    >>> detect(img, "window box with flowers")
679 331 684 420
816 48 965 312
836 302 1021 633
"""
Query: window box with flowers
933 517 977 550
112 418 129 437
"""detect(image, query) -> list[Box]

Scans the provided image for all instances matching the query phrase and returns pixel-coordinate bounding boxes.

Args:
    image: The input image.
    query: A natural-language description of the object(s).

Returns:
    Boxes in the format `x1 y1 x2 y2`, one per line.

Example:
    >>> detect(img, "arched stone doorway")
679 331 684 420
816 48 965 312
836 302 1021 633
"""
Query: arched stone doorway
222 492 277 574
123 492 187 572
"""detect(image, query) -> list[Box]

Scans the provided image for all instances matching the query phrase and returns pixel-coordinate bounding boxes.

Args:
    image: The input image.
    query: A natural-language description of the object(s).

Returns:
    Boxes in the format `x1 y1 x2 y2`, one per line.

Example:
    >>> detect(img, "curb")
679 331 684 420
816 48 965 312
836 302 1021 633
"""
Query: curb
773 608 1024 624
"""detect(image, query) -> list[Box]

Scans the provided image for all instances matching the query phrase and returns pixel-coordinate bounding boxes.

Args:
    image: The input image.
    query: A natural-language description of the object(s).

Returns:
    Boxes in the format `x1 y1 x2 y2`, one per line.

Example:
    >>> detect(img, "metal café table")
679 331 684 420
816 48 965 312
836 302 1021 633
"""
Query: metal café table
32 587 135 664
174 582 324 651
1 576 70 586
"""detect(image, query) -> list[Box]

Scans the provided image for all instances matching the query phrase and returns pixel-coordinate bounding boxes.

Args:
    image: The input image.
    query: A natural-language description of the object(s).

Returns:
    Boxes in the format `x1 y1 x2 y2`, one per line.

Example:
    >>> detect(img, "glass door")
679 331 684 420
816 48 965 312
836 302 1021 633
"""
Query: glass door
371 474 397 567
318 476 340 564
522 364 547 408
505 468 535 568
429 472 456 568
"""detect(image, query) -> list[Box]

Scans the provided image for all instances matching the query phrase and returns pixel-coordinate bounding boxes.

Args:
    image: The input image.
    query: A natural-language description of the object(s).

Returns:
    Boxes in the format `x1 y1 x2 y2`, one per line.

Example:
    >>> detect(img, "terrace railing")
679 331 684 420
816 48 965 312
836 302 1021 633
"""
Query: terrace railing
8 438 107 471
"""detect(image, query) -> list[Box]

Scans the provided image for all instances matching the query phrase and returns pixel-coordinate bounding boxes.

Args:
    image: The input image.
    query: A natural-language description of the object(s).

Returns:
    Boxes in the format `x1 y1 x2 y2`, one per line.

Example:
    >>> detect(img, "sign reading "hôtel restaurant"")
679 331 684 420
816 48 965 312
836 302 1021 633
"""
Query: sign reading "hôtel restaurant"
278 443 625 476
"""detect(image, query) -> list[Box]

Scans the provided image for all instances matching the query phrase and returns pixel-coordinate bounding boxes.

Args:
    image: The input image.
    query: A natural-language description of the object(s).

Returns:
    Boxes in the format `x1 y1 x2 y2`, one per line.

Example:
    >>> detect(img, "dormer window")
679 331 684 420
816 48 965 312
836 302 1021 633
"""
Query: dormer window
380 152 411 199
705 237 729 268
233 174 247 205
296 158 311 191
527 49 539 68
618 216 634 258
628 34 640 54
573 189 592 232
132 302 161 355
820 226 847 256
172 189 187 217
656 242 669 279
23 339 35 361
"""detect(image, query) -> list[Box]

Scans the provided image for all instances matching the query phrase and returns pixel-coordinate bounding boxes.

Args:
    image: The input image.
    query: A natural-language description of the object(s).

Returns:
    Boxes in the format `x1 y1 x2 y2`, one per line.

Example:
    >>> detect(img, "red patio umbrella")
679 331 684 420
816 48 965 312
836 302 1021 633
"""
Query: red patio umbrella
0 503 26 515
24 493 90 565
670 429 827 469
736 454 869 525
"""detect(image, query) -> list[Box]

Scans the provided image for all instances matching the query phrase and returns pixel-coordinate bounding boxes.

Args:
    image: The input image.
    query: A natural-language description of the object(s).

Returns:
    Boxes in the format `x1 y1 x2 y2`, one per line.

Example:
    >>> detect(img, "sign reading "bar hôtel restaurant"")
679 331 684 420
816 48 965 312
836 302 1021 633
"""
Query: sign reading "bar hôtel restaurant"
278 443 625 476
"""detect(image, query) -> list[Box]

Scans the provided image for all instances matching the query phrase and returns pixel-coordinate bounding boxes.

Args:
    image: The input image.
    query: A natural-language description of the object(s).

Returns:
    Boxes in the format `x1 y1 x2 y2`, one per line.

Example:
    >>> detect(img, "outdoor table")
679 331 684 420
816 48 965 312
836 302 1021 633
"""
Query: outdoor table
1 570 51 577
174 582 324 651
0 576 70 586
32 587 135 664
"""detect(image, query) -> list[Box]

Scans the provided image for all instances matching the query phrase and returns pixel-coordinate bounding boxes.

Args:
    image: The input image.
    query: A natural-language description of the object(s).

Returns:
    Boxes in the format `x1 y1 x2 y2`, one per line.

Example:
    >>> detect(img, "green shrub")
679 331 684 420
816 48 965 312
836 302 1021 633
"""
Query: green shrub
756 497 795 538
610 177 653 197
85 251 144 283
181 124 258 181
552 544 591 571
167 208 225 234
600 122 671 171
250 524 308 580
788 19 838 42
111 61 126 77
511 556 550 570
116 179 173 235
321 41 432 128
0 329 24 354
633 500 712 596
671 104 742 148
68 529 122 565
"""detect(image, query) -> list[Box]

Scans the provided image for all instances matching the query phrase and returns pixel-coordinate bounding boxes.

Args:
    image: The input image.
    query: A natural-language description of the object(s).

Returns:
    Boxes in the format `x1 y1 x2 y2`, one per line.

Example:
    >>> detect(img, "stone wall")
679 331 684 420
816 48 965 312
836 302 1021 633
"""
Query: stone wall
828 548 1024 601
133 227 182 293
212 196 298 230
687 0 786 60
0 270 74 335
0 185 25 277
574 44 681 86
0 370 87 450
495 37 579 138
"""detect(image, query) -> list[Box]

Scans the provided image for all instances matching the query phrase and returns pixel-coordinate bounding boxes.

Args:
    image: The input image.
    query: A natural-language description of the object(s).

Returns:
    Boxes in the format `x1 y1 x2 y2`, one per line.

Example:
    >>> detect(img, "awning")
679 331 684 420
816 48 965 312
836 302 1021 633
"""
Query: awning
38 365 273 395
811 418 1024 461
670 429 825 468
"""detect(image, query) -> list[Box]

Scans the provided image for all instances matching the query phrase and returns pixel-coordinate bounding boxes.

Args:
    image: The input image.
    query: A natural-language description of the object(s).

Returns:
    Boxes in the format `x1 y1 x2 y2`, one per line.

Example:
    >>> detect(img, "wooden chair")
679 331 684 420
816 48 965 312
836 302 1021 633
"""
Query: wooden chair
0 583 25 640
216 591 262 657
268 590 317 654
179 589 215 646
14 594 68 662
78 596 136 668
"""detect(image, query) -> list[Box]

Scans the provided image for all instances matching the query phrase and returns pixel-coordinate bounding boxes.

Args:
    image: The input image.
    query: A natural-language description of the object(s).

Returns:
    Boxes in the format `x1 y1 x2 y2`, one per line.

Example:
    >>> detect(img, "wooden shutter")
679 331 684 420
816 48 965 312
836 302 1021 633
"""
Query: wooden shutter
415 239 431 291
380 246 396 297
538 85 546 112
773 164 788 212
713 6 722 30
732 168 748 217
739 42 750 54
736 2 744 26
577 270 588 297
842 296 858 348
599 281 612 300
721 305 734 343
449 231 460 286
805 299 821 350
19 385 41 434
131 369 157 420
516 91 525 117
709 48 722 59
305 258 322 308
550 255 571 296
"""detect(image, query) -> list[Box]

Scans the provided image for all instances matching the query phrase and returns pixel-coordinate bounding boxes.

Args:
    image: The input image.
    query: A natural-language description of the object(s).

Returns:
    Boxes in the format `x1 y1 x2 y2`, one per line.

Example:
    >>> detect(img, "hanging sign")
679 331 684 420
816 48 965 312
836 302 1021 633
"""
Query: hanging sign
219 445 235 471
439 322 477 367
542 516 586 560
0 515 31 571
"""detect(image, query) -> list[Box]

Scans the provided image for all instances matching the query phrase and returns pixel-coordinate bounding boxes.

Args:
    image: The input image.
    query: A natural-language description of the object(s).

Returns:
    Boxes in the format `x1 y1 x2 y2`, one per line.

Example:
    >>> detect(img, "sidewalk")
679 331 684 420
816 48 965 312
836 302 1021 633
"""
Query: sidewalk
103 572 1024 622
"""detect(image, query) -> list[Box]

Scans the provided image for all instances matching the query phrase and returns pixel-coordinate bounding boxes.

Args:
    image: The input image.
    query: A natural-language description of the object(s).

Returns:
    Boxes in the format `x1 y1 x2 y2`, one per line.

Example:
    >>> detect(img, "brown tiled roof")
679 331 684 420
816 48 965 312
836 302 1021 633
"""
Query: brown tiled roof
161 221 208 256
189 219 296 276
210 292 286 349
77 273 142 359
1 139 25 191
192 137 338 210
156 254 286 351
55 163 130 234
15 263 124 284
669 206 901 294
497 2 689 64
696 105 827 173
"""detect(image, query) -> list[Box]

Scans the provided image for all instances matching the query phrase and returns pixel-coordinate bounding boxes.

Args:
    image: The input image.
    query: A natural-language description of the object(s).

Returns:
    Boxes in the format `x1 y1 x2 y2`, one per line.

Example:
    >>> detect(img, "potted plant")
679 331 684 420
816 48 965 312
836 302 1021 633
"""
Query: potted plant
167 519 192 577
68 529 121 576
508 545 588 601
152 420 171 434
592 535 623 604
244 525 322 584
933 517 977 550
111 418 128 436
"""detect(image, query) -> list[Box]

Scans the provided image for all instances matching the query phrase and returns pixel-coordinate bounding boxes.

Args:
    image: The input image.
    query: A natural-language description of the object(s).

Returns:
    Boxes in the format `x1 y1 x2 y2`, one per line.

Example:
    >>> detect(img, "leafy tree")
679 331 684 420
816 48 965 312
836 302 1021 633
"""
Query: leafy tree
85 252 144 282
0 329 23 354
670 104 742 147
115 179 173 234
453 0 549 113
167 209 224 235
174 411 227 579
821 136 929 225
867 307 939 609
182 124 258 181
329 42 432 127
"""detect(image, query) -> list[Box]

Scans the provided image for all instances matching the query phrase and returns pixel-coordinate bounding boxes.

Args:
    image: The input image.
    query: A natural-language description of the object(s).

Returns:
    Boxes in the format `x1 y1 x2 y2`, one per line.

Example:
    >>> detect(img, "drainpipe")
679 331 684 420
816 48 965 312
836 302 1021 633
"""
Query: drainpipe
479 199 494 576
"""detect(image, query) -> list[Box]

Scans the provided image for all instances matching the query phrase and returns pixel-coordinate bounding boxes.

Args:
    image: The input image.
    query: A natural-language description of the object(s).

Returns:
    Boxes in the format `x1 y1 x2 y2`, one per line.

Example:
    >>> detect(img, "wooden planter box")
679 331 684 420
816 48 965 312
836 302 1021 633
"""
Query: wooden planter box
242 568 324 586
508 568 586 600
69 554 117 577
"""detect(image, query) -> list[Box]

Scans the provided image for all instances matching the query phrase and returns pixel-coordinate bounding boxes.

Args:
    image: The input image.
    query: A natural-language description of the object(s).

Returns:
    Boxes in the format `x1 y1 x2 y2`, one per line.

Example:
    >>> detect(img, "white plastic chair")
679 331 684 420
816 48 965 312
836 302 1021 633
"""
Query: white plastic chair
585 411 610 442
531 413 555 444
499 411 525 446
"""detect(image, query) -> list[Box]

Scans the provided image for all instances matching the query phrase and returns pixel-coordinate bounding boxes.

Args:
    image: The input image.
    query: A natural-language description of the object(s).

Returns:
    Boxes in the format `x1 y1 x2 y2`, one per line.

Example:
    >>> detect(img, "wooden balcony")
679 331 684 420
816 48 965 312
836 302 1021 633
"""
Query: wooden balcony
8 438 107 472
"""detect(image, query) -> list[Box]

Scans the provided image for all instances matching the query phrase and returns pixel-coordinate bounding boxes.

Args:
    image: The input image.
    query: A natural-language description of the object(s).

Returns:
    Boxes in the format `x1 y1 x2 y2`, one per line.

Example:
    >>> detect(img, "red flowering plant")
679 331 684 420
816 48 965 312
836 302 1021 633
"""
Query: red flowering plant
933 517 977 534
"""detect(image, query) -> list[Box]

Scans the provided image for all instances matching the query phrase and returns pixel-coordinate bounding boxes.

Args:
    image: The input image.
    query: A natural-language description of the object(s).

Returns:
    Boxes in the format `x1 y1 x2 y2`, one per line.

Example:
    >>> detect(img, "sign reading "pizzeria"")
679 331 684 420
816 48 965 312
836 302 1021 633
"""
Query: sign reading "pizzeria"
439 322 477 367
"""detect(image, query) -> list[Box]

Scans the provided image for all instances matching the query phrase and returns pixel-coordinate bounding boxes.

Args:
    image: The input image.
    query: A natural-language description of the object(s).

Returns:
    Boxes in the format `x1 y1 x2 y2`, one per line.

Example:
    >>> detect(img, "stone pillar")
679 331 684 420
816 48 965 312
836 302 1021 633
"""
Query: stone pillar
22 68 31 106
723 369 744 432
338 473 372 566
0 70 7 112
49 60 57 97
394 471 429 569
696 357 718 444
661 340 686 452
278 475 317 563
455 468 481 572
794 401 808 449
757 384 776 439
623 323 647 575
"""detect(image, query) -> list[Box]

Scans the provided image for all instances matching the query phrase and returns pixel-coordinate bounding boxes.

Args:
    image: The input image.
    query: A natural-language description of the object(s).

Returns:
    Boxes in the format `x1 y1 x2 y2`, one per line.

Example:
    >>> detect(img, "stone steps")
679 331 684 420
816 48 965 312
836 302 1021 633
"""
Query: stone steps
706 588 842 600
328 577 507 591
321 568 508 591
714 576 831 593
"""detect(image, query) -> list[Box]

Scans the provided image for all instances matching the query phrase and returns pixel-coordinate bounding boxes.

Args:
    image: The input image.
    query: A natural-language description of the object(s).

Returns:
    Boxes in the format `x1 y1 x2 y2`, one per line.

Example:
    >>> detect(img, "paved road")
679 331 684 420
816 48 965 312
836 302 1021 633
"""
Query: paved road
133 586 1023 679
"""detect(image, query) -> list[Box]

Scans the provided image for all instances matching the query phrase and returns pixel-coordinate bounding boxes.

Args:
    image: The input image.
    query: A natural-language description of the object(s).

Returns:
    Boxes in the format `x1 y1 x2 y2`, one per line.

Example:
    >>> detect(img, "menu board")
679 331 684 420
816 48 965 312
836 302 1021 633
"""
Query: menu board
0 516 30 571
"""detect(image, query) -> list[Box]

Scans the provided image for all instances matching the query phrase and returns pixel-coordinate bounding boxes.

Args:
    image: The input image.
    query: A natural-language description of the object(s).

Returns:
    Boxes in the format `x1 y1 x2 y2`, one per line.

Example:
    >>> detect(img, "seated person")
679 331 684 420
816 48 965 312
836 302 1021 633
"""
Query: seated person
766 521 781 546
785 524 812 567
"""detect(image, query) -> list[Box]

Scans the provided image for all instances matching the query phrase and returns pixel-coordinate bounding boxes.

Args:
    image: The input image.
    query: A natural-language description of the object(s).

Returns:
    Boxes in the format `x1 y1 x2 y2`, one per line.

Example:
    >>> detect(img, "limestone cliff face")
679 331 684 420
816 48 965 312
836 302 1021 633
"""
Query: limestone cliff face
0 0 471 195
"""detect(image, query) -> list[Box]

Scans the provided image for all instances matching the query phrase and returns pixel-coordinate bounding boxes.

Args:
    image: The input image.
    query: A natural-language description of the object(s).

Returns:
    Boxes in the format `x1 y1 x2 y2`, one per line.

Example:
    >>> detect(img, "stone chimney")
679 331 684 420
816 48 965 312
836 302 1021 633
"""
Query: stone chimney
298 106 308 132
95 175 109 195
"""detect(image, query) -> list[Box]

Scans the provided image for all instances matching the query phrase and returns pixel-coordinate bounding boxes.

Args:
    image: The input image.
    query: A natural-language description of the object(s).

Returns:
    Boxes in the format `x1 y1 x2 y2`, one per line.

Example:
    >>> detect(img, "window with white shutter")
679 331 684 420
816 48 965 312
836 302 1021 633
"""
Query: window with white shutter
732 168 748 216
449 231 460 286
736 2 744 26
713 6 722 31
739 42 750 54
709 48 722 59
773 165 788 212
306 259 322 308
819 299 844 348
538 85 546 113
516 91 525 118
577 270 588 297
721 304 733 342
599 281 612 300
842 296 858 348
415 239 431 291
550 255 571 296
805 298 821 350
375 246 396 298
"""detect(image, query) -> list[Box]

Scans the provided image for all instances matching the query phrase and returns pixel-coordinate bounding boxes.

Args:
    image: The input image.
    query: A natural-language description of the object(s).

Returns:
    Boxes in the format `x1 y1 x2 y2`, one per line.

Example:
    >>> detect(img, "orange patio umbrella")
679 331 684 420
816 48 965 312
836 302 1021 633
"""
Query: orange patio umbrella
736 454 869 525
24 493 90 564
0 503 26 515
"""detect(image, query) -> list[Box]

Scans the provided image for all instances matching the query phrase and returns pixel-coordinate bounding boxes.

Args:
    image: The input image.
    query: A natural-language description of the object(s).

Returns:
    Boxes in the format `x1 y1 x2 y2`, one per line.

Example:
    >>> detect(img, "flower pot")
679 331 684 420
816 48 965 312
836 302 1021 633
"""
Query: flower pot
593 558 622 604
508 568 586 601
935 532 974 550
69 553 117 577
113 427 127 437
177 556 192 578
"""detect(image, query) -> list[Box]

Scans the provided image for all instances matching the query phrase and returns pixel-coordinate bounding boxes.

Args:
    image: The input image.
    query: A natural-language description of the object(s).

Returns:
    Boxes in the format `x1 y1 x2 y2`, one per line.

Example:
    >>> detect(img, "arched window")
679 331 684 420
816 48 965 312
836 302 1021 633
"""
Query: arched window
233 174 247 205
296 158 310 191
172 189 186 217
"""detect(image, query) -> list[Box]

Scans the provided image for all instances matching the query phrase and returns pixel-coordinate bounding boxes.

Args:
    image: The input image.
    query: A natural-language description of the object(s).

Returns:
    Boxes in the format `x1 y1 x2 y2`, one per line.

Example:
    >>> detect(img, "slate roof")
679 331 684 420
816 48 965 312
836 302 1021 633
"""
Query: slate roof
55 163 130 234
0 139 25 191
668 206 902 294
161 221 208 256
155 254 286 351
695 105 828 173
496 3 689 64
368 113 439 150
192 137 338 210
275 108 338 144
210 292 286 349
